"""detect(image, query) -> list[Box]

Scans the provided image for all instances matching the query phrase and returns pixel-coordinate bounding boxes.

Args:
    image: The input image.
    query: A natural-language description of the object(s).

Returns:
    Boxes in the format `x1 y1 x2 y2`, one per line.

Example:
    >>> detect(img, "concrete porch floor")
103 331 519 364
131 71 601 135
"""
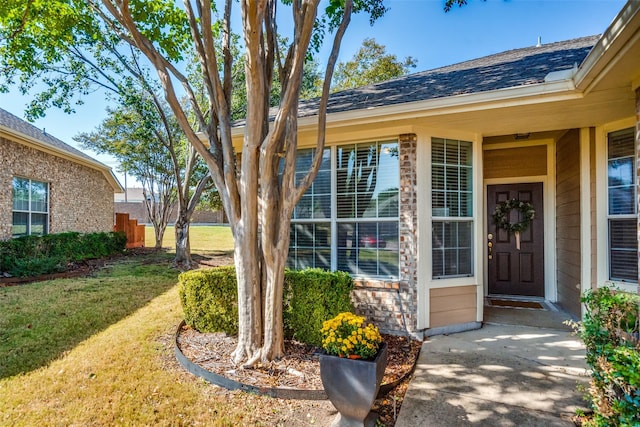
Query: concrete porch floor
395 303 589 426
483 298 578 331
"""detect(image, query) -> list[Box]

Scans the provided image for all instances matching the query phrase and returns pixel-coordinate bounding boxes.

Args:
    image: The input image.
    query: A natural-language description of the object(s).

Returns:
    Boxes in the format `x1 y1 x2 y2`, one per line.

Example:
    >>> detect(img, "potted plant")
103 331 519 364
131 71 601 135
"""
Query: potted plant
319 312 387 427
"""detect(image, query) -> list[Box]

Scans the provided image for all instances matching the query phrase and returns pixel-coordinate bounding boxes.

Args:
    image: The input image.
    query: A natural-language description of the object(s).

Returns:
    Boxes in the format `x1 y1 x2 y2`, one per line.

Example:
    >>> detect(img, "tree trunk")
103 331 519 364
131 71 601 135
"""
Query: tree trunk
174 213 191 268
154 223 165 249
231 219 263 364
259 225 290 361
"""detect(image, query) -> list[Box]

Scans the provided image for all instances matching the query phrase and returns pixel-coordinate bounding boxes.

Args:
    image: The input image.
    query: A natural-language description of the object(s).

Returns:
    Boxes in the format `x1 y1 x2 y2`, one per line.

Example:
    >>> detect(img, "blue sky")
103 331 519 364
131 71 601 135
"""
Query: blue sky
1 0 627 184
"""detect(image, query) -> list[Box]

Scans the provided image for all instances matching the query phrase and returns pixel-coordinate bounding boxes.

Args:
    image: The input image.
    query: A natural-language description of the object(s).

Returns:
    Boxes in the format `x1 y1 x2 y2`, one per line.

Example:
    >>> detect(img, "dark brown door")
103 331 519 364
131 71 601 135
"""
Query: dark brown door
487 183 544 297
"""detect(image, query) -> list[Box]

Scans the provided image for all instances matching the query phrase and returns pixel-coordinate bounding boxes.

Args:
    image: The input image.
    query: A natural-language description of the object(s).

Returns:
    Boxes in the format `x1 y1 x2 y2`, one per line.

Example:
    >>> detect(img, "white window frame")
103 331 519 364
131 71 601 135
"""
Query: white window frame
606 127 638 282
288 140 401 279
596 119 639 294
12 176 49 237
430 137 474 280
416 131 482 330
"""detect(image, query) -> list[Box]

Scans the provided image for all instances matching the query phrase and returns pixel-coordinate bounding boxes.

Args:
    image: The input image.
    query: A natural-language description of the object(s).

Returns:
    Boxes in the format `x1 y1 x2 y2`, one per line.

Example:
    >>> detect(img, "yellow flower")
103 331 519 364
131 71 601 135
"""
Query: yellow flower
320 312 382 359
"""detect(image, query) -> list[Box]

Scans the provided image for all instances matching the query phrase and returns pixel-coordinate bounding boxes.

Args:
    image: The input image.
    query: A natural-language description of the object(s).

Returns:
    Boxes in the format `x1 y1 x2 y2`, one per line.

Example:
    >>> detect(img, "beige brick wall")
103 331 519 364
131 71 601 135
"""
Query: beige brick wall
352 134 419 337
0 137 115 240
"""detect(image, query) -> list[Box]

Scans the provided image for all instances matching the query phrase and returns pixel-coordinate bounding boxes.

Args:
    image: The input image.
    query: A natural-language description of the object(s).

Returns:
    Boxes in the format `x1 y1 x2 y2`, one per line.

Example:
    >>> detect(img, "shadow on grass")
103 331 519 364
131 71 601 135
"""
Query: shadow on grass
0 250 182 379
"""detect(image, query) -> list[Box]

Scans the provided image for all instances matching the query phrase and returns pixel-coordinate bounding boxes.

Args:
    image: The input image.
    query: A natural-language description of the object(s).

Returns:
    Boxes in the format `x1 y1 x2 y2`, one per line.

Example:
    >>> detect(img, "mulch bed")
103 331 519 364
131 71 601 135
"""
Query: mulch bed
177 324 422 425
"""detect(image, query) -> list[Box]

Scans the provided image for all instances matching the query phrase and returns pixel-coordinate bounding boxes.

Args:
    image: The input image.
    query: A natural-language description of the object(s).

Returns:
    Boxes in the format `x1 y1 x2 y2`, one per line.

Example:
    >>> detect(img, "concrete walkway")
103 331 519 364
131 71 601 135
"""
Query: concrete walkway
395 318 590 426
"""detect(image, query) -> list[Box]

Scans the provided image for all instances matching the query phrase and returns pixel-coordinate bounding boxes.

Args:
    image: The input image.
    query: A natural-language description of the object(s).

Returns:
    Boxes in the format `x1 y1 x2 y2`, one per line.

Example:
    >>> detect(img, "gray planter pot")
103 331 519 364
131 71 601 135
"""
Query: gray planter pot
319 342 388 427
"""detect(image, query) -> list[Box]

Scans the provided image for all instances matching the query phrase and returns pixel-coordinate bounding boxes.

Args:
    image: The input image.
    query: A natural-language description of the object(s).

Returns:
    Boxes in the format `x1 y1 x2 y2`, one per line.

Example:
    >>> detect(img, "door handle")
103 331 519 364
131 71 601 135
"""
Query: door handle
487 241 493 260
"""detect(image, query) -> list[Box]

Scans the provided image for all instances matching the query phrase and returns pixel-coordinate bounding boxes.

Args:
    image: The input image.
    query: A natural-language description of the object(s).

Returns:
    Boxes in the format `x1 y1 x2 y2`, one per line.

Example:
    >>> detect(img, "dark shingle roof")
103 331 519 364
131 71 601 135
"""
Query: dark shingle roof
296 35 600 118
0 107 101 164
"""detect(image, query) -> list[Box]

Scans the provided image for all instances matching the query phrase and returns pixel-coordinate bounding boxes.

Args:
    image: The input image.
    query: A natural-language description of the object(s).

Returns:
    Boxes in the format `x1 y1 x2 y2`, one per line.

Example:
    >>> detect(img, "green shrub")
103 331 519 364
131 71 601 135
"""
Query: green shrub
178 267 354 347
9 256 67 277
43 232 83 260
574 287 640 426
283 268 354 346
178 266 239 335
0 231 126 277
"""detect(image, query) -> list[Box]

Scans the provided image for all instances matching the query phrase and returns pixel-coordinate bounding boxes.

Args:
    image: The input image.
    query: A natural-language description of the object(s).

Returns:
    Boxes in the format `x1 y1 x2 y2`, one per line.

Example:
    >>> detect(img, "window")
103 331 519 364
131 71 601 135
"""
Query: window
336 142 399 277
289 148 332 270
431 138 473 278
12 177 49 237
607 128 637 282
288 141 400 279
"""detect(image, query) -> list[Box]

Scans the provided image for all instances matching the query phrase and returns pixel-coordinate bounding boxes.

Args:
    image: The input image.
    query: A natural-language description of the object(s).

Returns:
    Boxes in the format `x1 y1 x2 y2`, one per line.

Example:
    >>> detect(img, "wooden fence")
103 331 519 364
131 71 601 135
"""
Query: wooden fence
114 213 145 248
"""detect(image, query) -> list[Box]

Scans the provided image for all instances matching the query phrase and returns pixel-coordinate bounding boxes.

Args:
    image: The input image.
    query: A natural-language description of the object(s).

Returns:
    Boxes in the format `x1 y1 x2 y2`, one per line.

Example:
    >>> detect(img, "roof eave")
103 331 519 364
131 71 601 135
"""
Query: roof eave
574 0 640 93
297 79 580 130
230 79 580 137
0 125 124 193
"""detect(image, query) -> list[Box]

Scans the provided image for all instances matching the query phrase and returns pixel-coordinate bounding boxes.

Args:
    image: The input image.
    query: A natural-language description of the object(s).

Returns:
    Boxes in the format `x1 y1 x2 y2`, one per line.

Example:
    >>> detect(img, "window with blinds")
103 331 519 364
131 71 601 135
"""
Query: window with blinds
288 148 332 270
287 141 400 279
12 177 49 237
607 128 638 282
336 142 399 277
431 138 473 279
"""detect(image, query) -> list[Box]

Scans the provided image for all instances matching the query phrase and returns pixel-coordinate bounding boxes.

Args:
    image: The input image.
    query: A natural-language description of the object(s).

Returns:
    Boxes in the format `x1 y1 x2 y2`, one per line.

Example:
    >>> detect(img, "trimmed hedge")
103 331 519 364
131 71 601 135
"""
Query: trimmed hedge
573 287 640 426
0 231 127 277
179 266 239 335
178 267 354 347
283 268 354 346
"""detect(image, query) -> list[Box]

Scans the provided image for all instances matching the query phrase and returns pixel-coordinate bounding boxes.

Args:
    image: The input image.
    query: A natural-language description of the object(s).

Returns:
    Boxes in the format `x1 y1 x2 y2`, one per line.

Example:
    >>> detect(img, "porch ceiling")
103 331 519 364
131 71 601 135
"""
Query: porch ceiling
407 86 635 137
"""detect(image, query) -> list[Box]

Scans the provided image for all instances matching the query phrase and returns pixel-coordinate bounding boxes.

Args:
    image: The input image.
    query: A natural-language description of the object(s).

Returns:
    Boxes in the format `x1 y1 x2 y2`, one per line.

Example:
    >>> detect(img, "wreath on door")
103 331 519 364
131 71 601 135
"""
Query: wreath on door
493 199 535 233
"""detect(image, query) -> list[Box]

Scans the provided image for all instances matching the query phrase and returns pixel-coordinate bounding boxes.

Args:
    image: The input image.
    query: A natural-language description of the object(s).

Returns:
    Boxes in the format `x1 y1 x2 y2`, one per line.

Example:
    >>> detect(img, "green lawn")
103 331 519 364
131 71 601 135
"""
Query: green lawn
145 224 234 253
0 250 324 426
0 251 179 379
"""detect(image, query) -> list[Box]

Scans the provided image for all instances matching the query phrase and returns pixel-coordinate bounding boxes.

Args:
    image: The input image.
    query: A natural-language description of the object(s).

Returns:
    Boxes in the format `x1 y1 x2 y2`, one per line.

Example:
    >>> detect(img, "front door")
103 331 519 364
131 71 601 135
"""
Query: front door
487 183 544 297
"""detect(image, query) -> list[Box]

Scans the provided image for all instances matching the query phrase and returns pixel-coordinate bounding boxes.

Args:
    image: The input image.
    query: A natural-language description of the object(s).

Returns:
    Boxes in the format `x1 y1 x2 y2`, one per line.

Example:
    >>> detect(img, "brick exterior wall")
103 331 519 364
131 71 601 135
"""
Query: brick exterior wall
351 133 419 337
0 137 115 240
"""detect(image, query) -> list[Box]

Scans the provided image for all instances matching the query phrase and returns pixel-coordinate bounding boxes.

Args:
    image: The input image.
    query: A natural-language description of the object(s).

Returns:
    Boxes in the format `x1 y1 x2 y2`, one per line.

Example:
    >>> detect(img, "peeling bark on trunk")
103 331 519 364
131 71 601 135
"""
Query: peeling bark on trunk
174 214 191 268
231 220 263 363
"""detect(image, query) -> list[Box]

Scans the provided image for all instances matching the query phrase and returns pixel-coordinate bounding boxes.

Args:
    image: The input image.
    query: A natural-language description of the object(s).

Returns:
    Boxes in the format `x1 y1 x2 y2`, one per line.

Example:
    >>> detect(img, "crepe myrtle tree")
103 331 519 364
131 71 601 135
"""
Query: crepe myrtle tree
2 0 467 364
77 0 384 365
90 0 469 364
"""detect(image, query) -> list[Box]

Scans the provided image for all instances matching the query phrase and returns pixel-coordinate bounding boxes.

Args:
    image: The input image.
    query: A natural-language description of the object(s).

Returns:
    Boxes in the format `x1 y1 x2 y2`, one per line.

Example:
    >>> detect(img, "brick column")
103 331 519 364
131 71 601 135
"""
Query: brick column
398 133 419 331
350 133 421 337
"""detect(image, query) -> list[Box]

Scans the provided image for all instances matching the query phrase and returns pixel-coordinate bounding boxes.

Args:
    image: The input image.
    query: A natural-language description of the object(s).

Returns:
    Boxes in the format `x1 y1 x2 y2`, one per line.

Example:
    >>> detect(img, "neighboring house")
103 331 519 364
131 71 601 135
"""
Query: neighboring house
234 1 640 337
114 187 226 224
0 107 123 240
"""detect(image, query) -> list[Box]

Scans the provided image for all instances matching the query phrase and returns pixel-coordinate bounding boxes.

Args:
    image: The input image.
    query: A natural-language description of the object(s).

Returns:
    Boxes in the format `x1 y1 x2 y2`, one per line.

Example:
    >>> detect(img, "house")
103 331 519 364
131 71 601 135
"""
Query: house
233 1 640 337
0 107 123 240
114 187 227 225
